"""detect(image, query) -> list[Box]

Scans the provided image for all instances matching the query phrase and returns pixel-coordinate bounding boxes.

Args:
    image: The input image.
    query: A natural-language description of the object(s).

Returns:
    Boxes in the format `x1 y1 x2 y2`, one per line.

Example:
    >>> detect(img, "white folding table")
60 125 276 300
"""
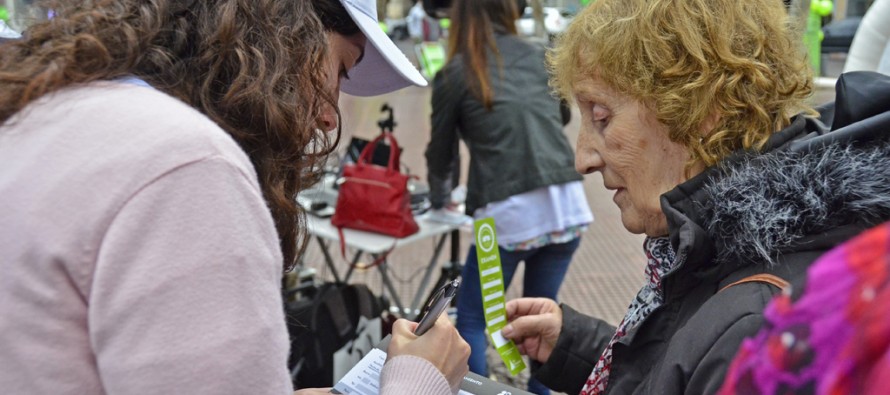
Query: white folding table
305 213 463 316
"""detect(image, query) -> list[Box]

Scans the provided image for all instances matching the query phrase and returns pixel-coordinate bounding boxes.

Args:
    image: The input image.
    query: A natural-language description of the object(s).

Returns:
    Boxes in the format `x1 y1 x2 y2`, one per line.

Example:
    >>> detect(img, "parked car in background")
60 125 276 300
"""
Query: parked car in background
516 6 574 41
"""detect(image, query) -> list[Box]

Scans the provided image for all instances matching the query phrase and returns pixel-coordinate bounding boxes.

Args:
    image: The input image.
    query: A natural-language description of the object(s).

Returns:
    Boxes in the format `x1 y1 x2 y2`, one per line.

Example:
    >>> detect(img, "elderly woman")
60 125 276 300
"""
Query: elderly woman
501 0 890 394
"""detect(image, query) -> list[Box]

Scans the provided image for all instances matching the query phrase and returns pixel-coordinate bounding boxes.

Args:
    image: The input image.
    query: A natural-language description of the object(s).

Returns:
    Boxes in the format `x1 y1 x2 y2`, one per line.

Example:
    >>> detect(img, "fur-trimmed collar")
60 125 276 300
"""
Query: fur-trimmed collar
702 140 890 267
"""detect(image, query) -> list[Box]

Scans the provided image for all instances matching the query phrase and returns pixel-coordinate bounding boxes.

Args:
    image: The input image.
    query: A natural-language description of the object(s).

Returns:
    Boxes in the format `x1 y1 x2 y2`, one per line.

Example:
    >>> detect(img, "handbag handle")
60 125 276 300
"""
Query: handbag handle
358 132 400 172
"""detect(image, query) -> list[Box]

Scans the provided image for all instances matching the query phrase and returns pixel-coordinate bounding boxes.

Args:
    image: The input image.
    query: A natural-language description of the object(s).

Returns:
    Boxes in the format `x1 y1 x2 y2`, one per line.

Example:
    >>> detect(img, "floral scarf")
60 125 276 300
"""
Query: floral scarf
579 237 676 395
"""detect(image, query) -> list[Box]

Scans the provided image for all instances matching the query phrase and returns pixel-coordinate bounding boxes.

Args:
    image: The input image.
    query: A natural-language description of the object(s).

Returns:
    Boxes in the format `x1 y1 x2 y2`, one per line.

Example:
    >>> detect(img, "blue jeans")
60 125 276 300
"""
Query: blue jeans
456 237 581 395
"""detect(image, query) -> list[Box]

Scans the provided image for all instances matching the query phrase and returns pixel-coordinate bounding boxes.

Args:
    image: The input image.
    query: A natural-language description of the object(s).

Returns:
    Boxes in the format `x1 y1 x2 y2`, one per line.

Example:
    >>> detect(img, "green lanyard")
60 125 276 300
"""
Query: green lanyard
474 218 526 376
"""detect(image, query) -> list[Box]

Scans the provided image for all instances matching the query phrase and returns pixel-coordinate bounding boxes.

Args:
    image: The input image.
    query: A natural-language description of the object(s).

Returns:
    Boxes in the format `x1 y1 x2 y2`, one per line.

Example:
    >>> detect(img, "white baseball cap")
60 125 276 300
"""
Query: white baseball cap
338 0 428 96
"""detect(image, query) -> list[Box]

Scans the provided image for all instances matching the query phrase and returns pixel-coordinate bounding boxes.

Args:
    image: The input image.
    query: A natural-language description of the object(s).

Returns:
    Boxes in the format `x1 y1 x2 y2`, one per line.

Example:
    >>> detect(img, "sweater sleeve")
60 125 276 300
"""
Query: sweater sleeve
425 64 463 209
88 156 292 395
380 356 455 395
534 304 616 395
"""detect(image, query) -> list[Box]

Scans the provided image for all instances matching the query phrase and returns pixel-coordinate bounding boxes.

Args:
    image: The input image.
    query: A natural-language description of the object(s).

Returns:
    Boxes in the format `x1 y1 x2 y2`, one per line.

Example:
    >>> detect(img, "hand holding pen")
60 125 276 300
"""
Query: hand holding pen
387 279 469 391
414 278 461 335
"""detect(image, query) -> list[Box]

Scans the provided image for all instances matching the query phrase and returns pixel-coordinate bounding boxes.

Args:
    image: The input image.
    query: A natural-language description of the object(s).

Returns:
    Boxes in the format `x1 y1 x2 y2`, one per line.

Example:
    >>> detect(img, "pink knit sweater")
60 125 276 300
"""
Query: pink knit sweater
0 82 452 395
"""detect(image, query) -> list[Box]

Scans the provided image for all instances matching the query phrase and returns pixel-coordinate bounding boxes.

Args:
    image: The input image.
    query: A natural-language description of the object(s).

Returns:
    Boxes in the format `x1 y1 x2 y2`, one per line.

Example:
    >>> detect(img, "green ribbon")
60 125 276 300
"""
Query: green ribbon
474 218 526 376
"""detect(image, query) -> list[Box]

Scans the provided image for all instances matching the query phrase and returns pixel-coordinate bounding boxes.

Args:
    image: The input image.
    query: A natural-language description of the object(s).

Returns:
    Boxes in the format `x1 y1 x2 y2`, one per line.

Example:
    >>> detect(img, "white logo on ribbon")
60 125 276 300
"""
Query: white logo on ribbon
477 223 495 253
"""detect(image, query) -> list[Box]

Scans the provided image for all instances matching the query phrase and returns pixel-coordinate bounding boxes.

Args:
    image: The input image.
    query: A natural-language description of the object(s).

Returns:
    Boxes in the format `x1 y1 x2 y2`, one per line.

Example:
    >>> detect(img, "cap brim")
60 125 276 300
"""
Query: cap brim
340 6 428 96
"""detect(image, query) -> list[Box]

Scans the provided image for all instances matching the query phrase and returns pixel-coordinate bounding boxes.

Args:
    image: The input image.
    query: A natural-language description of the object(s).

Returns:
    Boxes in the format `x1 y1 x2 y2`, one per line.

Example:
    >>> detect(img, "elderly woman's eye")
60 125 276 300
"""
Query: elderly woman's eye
592 104 610 125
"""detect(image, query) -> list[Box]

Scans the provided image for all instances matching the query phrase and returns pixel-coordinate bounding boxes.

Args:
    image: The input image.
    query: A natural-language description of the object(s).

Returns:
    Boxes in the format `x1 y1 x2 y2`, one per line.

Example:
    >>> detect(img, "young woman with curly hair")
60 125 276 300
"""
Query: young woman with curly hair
0 1 468 394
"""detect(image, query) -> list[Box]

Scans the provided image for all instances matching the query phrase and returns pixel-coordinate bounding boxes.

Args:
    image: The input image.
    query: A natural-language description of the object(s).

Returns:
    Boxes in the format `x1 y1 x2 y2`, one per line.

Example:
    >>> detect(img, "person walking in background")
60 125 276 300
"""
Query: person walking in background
0 0 469 394
425 0 593 393
499 0 890 393
406 0 426 43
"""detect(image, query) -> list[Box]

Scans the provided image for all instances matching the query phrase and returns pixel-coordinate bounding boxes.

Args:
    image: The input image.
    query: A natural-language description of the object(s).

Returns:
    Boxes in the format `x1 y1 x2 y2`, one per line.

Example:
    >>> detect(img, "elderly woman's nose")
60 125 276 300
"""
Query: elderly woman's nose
575 134 603 174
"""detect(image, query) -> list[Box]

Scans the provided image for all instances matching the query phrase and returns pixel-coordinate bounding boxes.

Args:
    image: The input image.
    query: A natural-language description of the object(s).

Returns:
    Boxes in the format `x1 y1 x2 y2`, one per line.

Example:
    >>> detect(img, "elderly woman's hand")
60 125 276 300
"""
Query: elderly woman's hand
501 298 562 363
387 314 470 390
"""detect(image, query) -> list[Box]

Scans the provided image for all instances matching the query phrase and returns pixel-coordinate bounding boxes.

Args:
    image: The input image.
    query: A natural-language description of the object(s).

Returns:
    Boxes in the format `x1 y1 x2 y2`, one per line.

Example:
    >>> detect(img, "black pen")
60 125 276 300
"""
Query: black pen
414 278 461 336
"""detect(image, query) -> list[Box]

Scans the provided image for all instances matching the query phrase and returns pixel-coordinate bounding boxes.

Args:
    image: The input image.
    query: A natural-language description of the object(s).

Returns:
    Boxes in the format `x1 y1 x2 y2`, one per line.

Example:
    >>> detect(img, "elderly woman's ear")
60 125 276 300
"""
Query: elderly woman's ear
689 111 721 175
700 112 721 141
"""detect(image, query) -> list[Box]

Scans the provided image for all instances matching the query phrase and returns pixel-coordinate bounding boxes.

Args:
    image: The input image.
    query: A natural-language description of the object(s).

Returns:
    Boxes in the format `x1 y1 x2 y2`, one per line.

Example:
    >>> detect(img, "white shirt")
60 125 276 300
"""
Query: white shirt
473 181 593 246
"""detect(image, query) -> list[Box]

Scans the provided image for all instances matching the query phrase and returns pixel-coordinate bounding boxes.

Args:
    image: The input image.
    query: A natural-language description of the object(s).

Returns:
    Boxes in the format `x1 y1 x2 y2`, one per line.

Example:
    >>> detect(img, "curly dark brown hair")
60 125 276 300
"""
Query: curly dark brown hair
0 0 355 271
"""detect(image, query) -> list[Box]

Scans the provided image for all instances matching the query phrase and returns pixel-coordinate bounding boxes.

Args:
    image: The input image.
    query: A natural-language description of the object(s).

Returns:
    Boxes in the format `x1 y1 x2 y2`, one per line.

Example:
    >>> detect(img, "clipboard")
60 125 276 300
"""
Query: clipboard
331 335 533 395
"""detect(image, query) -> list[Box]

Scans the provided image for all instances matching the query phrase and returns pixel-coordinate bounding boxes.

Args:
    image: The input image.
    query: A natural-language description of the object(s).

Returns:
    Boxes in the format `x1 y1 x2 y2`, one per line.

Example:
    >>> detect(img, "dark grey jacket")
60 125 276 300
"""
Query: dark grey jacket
535 71 890 394
425 32 580 214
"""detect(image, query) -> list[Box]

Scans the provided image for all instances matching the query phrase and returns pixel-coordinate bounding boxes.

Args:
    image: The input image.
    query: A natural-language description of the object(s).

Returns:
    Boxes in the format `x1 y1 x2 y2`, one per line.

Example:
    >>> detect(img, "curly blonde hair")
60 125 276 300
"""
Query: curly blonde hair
550 0 815 166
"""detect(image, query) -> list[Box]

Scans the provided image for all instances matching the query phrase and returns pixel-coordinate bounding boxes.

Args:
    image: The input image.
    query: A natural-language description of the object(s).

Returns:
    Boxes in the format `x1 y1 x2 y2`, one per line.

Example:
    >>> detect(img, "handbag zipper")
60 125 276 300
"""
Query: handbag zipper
339 177 394 189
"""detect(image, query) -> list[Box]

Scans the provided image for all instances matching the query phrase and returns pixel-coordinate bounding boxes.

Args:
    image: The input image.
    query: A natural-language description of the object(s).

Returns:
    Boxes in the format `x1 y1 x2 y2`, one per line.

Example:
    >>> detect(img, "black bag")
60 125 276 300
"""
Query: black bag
285 282 388 388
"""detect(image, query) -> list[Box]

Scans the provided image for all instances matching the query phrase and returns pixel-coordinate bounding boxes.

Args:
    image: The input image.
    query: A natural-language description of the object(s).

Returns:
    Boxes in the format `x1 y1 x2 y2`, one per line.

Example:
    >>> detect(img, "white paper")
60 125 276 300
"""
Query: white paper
333 338 533 395
332 348 387 395
426 209 473 226
490 328 510 349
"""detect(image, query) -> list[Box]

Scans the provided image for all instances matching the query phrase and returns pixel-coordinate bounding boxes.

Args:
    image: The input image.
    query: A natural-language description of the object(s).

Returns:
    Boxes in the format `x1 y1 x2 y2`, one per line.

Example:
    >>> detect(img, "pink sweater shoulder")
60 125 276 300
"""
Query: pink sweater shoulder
0 82 292 394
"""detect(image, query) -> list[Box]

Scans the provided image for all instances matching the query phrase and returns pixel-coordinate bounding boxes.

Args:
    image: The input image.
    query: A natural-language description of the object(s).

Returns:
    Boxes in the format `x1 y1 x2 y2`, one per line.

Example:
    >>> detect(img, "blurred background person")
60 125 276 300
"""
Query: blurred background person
425 0 592 393
500 0 890 393
406 0 425 43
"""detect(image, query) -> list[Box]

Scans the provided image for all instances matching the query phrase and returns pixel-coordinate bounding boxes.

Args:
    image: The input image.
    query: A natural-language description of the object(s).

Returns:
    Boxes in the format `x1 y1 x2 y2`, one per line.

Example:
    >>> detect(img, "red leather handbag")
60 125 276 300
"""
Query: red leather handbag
331 132 419 238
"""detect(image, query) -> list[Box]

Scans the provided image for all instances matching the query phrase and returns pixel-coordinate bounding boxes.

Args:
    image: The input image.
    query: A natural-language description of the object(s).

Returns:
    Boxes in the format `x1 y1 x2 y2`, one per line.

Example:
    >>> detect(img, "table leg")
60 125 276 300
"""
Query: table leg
374 254 407 315
343 251 363 283
409 234 449 314
450 229 461 263
315 236 342 284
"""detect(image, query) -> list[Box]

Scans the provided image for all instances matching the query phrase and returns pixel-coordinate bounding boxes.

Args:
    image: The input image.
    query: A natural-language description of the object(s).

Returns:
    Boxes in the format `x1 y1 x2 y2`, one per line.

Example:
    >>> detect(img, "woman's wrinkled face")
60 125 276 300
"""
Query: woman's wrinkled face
318 32 366 131
573 76 691 237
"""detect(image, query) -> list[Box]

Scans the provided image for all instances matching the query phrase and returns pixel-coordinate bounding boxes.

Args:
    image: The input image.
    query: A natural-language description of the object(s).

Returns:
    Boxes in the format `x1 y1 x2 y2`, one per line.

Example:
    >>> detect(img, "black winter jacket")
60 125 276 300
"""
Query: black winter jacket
535 71 890 394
